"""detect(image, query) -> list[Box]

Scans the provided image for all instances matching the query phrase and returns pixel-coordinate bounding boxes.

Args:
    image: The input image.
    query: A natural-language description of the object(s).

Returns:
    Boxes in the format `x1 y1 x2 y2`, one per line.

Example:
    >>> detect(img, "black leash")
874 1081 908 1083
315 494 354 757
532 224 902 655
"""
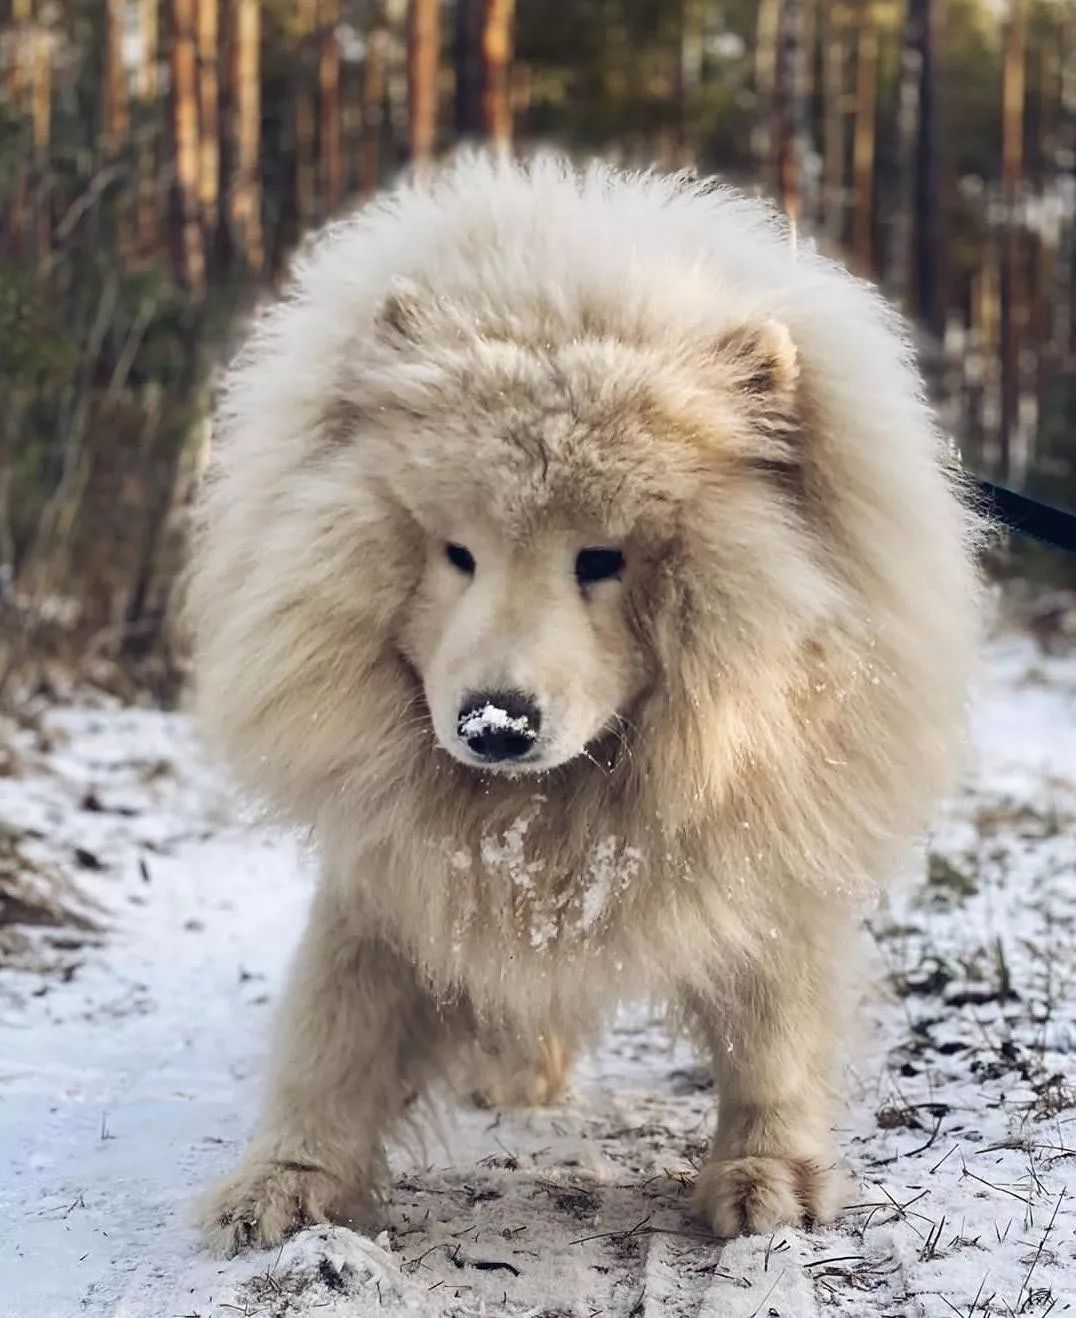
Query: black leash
970 476 1076 556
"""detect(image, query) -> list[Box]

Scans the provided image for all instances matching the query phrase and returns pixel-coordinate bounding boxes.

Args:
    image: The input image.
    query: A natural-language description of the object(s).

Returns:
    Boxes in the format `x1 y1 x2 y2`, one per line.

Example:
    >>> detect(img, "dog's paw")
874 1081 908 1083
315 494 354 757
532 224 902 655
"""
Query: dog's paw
198 1158 374 1256
693 1154 848 1237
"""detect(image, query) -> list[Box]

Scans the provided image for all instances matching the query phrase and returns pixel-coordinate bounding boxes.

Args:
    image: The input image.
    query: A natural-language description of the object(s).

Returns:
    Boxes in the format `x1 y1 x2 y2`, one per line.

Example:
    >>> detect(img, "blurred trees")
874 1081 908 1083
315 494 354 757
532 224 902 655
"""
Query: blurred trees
171 0 204 292
408 0 438 162
455 0 516 143
1 0 1076 693
228 0 263 272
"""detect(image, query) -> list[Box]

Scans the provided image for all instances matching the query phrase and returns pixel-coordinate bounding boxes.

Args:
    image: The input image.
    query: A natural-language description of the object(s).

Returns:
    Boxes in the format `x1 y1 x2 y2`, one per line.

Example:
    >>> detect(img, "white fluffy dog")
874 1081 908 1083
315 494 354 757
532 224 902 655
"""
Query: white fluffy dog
187 153 981 1253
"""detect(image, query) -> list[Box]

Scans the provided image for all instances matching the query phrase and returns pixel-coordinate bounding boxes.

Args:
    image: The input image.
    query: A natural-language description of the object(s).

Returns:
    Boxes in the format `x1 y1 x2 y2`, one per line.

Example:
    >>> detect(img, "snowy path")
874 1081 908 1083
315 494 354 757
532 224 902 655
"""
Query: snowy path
1 636 1075 1317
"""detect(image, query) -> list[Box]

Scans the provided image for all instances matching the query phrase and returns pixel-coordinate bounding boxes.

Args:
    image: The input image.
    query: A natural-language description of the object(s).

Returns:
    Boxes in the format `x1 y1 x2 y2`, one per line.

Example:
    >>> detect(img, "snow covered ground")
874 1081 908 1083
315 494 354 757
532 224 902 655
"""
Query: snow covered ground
1 634 1075 1317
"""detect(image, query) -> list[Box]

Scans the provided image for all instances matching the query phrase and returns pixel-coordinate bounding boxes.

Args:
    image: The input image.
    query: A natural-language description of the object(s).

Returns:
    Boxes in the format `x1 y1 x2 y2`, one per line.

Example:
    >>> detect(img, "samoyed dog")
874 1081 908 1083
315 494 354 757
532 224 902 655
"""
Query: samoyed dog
188 153 980 1253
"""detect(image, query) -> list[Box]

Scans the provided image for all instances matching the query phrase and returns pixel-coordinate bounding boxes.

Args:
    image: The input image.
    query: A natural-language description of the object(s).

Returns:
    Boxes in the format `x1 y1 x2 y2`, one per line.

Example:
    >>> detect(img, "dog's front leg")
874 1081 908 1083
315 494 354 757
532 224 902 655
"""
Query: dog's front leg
200 883 460 1254
684 917 854 1237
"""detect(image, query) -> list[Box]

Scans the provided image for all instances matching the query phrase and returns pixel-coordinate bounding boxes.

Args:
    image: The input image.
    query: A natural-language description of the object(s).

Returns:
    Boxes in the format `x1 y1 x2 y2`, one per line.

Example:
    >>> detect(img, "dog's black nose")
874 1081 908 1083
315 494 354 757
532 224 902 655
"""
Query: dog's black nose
457 690 541 762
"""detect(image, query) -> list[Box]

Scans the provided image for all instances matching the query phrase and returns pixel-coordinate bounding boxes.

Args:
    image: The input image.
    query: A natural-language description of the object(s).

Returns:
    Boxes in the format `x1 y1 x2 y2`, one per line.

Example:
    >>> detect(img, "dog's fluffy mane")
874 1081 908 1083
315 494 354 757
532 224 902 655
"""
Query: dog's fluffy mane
187 152 981 1024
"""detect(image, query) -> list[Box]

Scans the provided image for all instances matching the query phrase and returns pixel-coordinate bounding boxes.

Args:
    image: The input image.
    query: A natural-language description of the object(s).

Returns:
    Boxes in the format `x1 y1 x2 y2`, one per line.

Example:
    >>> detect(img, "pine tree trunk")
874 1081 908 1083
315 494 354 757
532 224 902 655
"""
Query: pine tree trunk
797 0 817 222
851 6 878 274
295 0 318 225
481 0 515 146
892 0 918 309
105 0 132 255
318 0 343 212
228 0 263 272
104 0 130 154
5 0 32 108
914 0 941 335
457 0 514 145
773 0 804 225
3 3 31 257
169 0 206 295
408 0 440 165
197 0 220 247
999 0 1025 482
30 22 50 162
821 1 847 245
892 0 940 331
361 8 389 193
136 0 160 257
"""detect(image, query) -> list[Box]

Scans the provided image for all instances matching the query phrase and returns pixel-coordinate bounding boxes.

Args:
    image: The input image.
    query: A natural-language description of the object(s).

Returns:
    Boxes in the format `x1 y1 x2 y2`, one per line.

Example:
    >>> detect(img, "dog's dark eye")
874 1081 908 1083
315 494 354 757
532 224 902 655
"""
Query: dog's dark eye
575 548 624 585
445 542 475 575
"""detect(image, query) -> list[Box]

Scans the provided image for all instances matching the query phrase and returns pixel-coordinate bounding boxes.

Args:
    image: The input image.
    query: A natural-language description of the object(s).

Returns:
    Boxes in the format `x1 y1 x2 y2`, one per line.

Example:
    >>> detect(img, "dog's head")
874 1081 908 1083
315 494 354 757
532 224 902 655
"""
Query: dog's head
347 276 834 780
189 259 842 813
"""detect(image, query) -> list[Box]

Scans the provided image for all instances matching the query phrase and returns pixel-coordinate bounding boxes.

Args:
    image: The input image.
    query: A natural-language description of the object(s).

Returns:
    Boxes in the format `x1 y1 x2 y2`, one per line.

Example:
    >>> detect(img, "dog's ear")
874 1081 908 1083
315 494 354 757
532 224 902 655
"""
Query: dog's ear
374 276 426 346
713 319 799 431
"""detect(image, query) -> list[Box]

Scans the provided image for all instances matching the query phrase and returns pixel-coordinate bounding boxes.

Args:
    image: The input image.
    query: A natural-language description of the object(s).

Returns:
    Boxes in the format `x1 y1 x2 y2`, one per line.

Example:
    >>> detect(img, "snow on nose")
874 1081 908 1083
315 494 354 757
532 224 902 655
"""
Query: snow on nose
457 691 541 762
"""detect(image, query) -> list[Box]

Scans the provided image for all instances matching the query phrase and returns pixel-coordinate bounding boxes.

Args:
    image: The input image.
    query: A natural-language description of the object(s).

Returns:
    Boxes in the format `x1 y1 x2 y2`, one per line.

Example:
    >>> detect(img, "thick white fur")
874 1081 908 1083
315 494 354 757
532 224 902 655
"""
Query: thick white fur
186 153 981 1252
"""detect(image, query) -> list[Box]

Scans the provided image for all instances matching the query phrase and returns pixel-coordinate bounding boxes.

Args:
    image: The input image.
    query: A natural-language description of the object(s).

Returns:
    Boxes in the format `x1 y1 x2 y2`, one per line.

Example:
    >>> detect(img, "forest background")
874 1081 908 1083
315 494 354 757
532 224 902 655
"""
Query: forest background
1 0 1073 700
